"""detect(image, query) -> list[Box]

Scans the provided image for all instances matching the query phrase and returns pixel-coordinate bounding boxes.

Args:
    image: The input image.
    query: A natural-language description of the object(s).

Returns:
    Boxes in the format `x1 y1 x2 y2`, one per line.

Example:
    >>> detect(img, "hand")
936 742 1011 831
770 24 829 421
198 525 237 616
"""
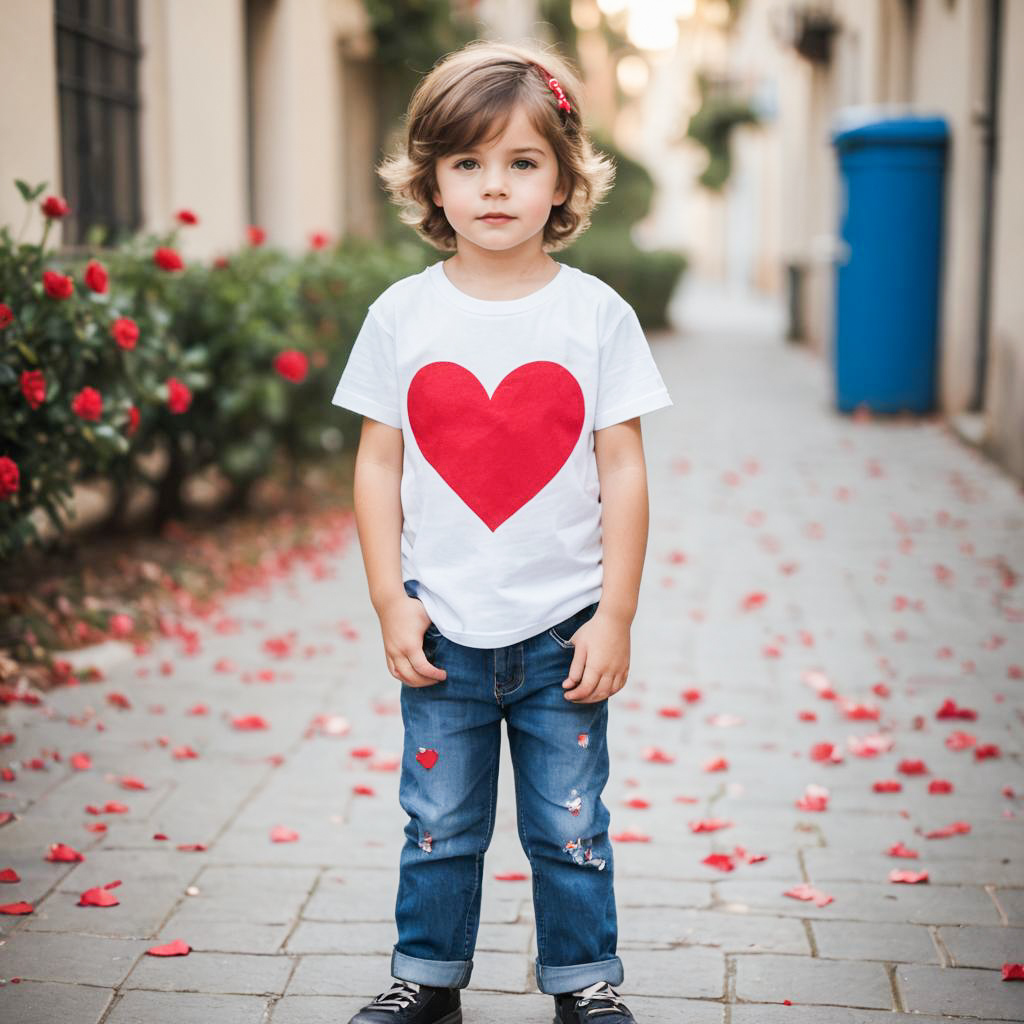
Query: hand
561 609 630 703
378 595 447 687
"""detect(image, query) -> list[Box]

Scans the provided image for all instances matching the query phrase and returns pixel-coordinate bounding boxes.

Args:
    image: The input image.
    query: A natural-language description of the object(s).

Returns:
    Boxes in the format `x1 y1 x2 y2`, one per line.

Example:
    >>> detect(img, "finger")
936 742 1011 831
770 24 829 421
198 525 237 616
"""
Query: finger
561 646 587 689
564 667 601 701
398 652 444 687
410 648 447 681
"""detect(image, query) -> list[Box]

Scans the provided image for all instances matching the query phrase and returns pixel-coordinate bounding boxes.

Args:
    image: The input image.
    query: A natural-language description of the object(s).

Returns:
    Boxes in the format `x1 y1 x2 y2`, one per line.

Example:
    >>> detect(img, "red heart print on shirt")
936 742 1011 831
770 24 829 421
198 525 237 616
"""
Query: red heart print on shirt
407 361 585 531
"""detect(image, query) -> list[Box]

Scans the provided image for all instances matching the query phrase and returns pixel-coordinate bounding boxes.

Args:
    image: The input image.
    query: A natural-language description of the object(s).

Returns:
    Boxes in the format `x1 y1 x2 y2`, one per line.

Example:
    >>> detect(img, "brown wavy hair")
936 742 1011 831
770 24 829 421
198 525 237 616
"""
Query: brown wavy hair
376 39 615 253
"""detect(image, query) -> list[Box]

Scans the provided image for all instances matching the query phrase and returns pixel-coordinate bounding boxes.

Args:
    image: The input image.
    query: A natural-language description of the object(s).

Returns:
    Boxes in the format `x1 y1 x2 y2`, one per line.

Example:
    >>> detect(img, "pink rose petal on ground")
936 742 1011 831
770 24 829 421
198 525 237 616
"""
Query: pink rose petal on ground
847 733 893 757
798 710 818 722
270 825 299 843
707 713 744 727
888 841 920 858
897 759 928 776
147 939 190 956
873 779 903 793
734 845 767 864
642 746 675 764
172 745 199 760
703 757 729 772
350 747 375 758
611 829 650 842
69 752 92 772
176 843 207 852
624 797 650 809
689 818 733 833
0 901 33 915
796 784 829 811
493 871 528 881
889 869 929 884
945 730 976 751
681 689 702 703
353 784 375 796
45 843 84 863
231 714 269 731
924 821 971 839
186 702 210 716
810 743 843 764
936 698 977 720
119 776 147 790
784 883 833 907
658 706 684 718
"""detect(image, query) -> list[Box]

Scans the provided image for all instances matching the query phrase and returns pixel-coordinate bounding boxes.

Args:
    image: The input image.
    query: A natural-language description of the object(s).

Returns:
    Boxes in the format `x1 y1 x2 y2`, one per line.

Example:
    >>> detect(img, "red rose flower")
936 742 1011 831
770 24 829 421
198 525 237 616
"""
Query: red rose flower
71 386 103 421
42 270 74 300
247 225 266 247
213 257 230 269
84 259 108 294
175 209 198 225
111 317 140 350
40 195 71 219
20 370 45 409
125 405 140 436
166 377 192 414
0 457 19 500
0 304 13 329
153 247 184 272
309 231 330 250
273 349 309 383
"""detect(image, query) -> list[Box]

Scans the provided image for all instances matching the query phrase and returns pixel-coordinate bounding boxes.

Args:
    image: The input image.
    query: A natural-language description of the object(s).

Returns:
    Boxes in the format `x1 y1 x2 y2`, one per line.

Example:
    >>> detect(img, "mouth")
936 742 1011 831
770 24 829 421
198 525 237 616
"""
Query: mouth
479 215 515 223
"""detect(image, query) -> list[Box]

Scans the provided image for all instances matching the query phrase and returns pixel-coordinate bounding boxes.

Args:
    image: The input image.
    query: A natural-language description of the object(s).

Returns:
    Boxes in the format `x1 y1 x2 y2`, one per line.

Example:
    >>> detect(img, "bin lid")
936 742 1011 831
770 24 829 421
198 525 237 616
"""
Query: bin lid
831 105 949 148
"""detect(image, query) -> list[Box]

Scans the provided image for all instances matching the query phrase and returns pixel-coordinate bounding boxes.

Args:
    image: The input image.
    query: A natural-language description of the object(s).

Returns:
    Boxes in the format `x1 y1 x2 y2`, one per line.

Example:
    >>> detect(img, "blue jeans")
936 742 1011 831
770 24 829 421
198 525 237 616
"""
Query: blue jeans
391 579 623 995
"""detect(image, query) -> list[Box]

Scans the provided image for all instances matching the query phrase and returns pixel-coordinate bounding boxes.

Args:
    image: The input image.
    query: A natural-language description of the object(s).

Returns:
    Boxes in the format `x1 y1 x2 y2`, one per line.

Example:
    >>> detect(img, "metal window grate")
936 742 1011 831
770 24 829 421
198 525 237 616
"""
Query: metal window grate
55 0 143 247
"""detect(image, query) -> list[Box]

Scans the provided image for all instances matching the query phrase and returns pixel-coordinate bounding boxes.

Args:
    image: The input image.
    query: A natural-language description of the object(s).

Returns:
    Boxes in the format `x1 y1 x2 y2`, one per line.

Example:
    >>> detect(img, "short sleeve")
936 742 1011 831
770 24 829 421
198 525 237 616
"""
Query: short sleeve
331 307 402 428
592 306 673 431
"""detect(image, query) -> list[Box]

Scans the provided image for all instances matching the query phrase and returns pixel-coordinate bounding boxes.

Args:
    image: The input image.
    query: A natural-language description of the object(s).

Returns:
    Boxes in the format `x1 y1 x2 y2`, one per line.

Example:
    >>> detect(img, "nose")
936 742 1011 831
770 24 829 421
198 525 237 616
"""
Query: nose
481 170 508 199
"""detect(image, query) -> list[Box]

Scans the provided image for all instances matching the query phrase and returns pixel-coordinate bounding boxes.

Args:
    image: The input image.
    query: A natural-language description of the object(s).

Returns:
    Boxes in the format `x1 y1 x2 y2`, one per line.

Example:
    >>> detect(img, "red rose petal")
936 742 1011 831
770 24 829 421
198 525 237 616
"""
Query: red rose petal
231 714 269 731
45 842 84 863
176 843 207 852
642 746 675 764
702 757 729 772
79 885 120 906
611 829 650 842
873 779 903 793
172 745 199 760
897 759 928 776
624 797 650 809
119 776 147 790
146 939 190 956
353 784 375 796
493 871 528 881
0 901 33 915
924 820 971 839
658 706 684 718
0 868 20 882
1002 963 1024 981
702 853 735 872
928 779 953 794
270 825 299 843
69 752 92 772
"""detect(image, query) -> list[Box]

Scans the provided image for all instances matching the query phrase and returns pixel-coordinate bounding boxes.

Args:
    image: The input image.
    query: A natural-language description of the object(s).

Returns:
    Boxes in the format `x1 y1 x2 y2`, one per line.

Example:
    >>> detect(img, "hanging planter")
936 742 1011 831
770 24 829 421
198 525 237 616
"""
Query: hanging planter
685 73 761 192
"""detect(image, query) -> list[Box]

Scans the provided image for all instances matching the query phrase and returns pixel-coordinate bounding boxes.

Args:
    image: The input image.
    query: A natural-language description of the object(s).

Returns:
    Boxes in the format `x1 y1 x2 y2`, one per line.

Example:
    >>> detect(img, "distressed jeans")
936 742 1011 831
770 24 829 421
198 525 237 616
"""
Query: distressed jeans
391 579 623 995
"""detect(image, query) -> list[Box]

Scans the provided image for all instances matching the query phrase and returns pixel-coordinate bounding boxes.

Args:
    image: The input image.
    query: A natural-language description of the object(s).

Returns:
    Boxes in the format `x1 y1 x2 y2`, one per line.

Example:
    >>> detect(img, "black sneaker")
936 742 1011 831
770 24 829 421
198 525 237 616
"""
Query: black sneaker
553 981 636 1022
347 979 462 1023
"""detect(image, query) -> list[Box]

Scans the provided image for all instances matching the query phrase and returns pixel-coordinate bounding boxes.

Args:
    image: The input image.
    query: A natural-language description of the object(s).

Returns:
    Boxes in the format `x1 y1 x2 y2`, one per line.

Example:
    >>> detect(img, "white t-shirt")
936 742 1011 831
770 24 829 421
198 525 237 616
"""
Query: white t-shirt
331 258 673 648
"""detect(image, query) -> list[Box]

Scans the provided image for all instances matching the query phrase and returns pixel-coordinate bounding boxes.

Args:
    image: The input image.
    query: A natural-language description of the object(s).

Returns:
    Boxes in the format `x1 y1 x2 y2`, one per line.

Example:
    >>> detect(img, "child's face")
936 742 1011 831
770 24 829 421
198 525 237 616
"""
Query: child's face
432 104 568 256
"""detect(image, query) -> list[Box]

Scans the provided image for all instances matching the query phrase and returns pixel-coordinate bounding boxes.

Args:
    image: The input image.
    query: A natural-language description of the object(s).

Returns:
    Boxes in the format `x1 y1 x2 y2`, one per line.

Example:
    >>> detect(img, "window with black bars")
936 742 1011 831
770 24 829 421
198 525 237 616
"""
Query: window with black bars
55 0 143 247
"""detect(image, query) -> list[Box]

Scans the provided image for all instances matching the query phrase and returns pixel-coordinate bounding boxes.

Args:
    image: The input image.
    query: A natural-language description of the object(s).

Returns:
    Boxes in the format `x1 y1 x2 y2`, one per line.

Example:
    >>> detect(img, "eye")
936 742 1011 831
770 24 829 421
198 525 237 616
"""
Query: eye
453 158 537 170
512 159 536 170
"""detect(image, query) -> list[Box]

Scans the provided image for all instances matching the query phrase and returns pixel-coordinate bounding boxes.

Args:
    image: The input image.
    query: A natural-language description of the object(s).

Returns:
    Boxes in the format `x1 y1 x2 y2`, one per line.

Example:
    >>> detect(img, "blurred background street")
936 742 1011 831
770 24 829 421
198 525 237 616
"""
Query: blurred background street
0 1 1022 1021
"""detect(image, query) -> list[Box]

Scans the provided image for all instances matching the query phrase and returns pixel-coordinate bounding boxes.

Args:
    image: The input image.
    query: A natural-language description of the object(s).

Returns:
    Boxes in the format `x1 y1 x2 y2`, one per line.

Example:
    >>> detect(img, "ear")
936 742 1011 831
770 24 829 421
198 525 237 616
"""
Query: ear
552 180 569 207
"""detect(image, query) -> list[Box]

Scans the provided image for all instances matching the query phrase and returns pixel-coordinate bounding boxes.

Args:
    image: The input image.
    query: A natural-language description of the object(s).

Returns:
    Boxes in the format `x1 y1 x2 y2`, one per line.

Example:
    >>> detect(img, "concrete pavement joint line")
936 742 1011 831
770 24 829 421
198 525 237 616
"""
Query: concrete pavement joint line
885 961 904 1012
801 919 817 956
985 885 1009 925
279 865 327 952
929 924 952 968
723 952 735 1005
795 847 810 884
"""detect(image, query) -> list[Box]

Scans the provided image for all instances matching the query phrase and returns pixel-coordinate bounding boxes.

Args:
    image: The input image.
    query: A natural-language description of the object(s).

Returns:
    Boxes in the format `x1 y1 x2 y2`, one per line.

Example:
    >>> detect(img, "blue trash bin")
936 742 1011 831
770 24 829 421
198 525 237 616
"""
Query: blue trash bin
830 110 949 413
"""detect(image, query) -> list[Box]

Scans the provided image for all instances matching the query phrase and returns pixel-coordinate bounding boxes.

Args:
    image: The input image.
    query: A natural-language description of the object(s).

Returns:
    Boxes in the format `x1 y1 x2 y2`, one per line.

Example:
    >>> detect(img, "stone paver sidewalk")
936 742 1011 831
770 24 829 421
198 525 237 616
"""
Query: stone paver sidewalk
1 291 1023 1023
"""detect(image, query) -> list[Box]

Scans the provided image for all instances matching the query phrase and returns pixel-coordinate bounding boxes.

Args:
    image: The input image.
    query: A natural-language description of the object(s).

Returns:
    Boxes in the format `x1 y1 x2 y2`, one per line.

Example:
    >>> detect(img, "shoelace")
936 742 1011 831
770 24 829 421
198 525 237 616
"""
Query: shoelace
573 981 630 1017
370 979 422 1012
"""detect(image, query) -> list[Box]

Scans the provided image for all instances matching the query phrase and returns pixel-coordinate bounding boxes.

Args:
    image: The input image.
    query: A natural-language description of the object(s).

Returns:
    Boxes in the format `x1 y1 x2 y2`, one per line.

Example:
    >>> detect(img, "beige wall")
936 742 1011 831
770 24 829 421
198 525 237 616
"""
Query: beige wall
2 0 377 259
986 0 1024 478
0 0 60 244
139 0 249 258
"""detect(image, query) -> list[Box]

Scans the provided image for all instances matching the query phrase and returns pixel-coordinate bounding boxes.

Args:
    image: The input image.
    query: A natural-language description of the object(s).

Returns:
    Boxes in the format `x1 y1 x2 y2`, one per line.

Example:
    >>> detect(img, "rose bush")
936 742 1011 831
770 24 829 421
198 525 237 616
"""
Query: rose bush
0 179 428 557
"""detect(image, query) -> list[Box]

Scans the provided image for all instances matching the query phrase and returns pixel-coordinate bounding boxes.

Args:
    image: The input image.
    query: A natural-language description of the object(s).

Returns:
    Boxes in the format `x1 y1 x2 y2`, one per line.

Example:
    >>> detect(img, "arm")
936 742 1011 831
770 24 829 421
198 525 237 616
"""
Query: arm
352 417 446 686
561 416 648 702
594 416 649 626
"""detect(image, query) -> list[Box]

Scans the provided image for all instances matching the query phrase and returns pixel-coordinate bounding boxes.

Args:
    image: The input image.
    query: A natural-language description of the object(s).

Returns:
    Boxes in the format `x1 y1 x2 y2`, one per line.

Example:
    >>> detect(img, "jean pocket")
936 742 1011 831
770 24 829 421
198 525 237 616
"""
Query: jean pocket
424 623 442 641
548 602 599 649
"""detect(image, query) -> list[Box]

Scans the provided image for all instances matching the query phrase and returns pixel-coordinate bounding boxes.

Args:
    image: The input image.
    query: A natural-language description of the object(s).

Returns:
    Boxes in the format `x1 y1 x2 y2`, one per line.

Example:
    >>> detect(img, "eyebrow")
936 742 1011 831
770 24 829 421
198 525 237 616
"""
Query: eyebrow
455 146 545 156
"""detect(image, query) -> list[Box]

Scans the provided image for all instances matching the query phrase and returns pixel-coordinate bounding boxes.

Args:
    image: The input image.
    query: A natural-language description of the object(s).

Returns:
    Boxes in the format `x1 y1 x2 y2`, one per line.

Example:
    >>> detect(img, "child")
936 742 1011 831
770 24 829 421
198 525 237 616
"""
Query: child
332 39 672 1024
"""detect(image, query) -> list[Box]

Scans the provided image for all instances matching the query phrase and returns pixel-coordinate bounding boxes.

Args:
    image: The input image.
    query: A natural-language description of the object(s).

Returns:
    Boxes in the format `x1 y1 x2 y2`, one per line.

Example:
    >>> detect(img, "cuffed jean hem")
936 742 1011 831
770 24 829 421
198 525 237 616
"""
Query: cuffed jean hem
392 948 474 989
535 955 625 995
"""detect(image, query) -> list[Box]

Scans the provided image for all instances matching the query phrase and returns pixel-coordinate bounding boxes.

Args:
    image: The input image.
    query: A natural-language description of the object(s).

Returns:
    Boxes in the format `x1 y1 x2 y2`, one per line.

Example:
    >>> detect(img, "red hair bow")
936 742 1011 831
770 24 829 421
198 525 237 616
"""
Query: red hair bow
535 63 572 114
